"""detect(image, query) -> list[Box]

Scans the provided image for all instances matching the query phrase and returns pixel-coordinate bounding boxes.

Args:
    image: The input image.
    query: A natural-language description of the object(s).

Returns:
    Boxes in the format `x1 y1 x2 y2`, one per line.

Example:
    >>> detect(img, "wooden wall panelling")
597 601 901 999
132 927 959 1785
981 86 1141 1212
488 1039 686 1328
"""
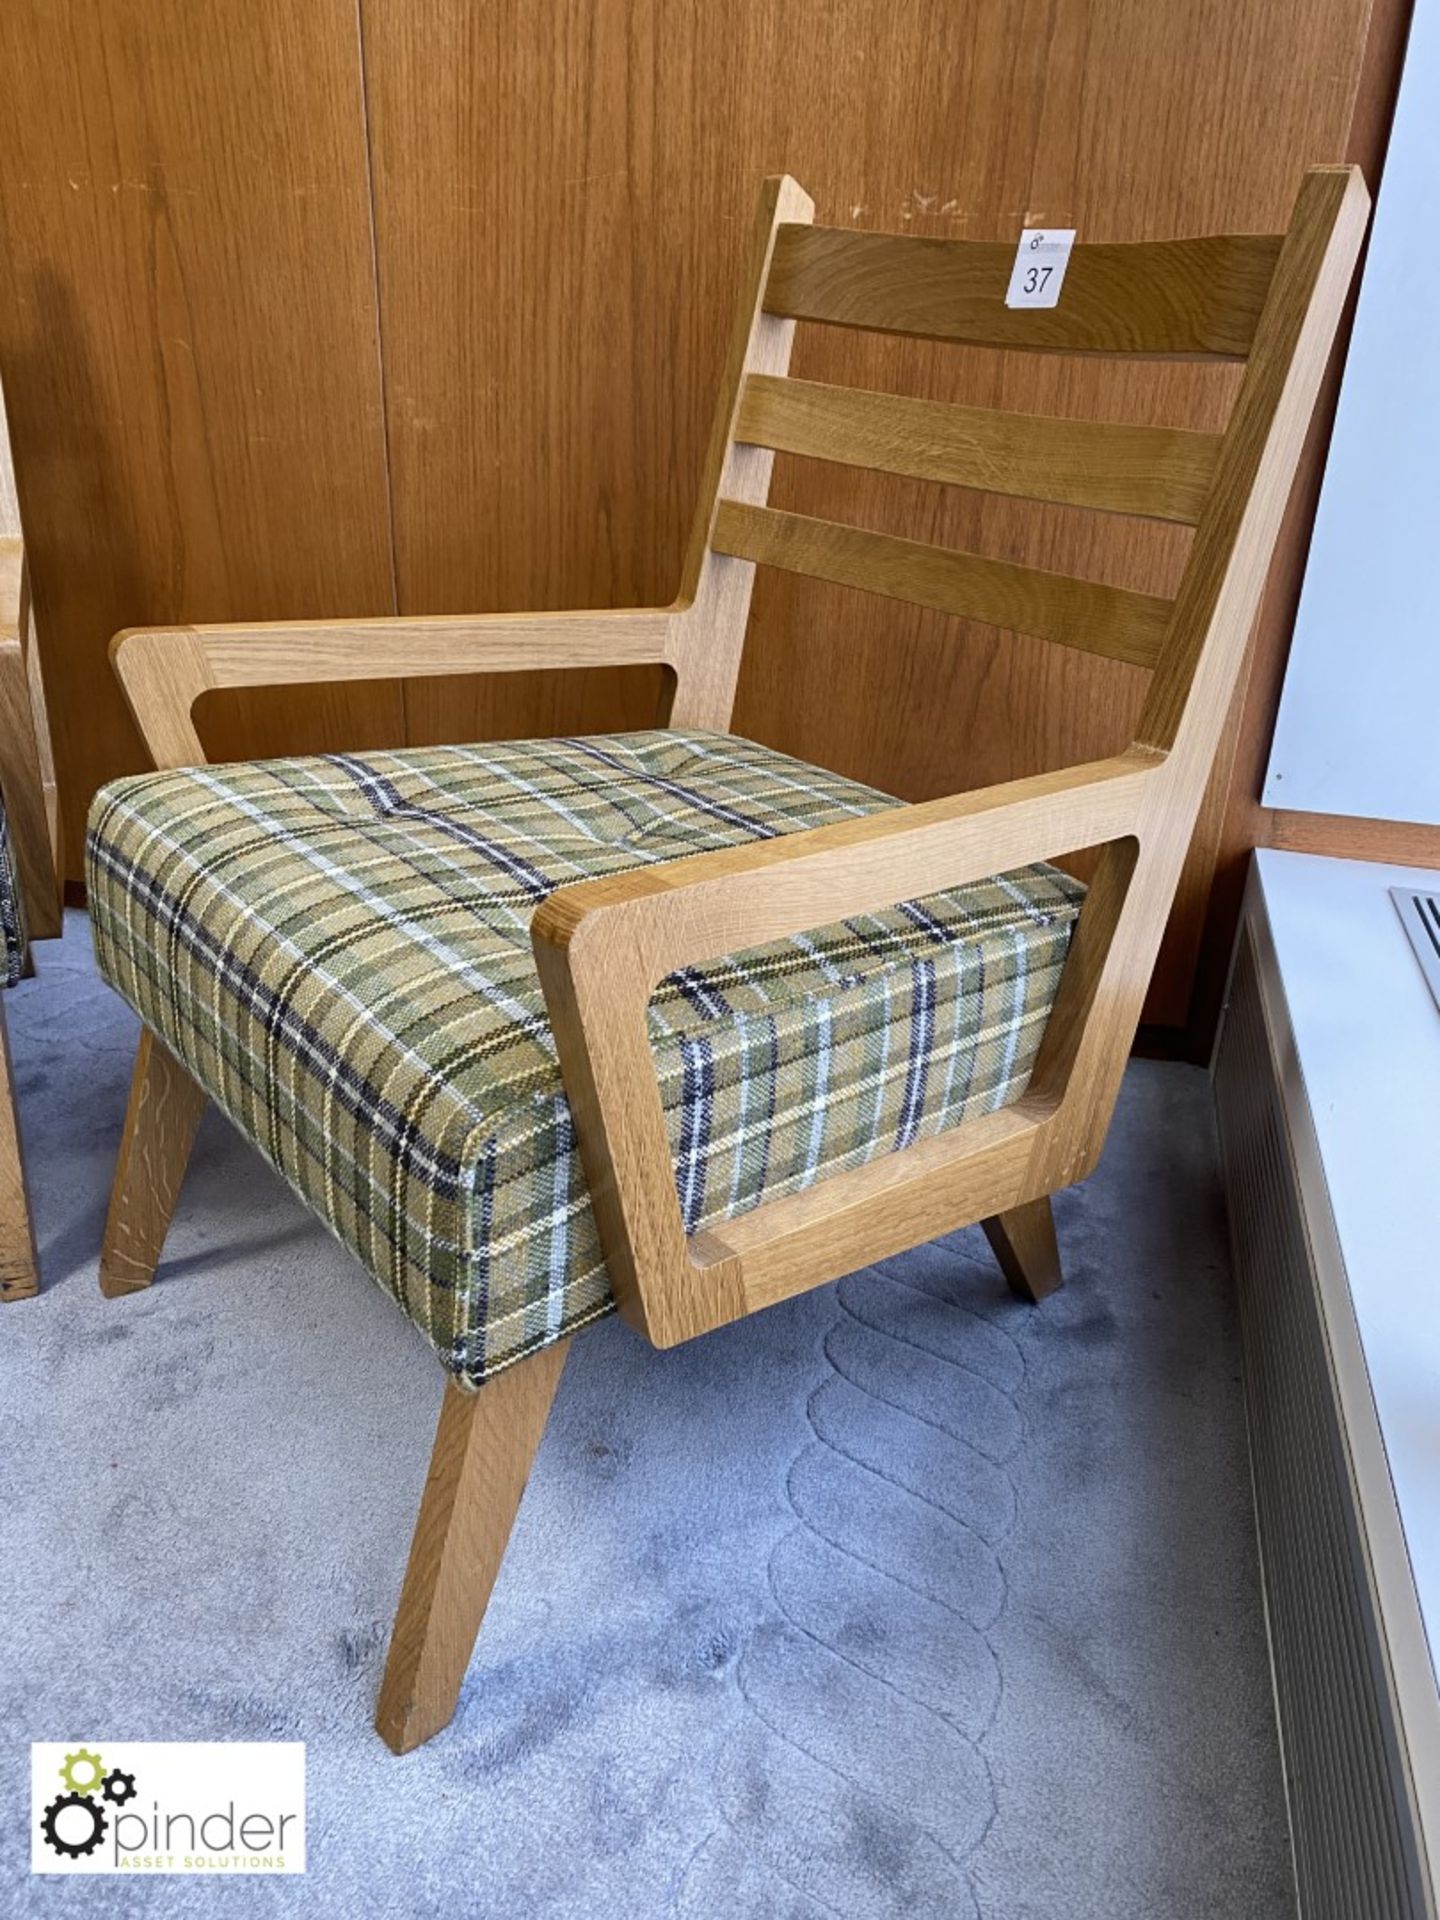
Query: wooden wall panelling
0 0 1404 1019
0 0 402 877
360 0 1389 1027
358 0 674 744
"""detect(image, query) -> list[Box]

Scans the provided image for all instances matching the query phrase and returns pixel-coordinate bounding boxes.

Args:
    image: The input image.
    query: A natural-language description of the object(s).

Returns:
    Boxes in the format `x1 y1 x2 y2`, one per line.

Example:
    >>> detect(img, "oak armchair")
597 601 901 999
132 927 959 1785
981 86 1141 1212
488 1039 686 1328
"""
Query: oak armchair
87 166 1366 1752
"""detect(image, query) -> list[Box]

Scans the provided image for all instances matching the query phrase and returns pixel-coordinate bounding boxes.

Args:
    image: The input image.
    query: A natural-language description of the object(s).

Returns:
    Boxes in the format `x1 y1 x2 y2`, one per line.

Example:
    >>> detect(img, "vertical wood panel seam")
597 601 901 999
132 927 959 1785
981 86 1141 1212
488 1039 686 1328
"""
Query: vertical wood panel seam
352 0 403 665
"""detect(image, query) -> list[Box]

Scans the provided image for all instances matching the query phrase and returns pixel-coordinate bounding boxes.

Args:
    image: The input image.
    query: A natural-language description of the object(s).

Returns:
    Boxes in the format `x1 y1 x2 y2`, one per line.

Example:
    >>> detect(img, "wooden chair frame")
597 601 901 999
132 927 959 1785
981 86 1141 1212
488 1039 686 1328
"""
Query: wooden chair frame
98 166 1368 1748
0 533 63 1302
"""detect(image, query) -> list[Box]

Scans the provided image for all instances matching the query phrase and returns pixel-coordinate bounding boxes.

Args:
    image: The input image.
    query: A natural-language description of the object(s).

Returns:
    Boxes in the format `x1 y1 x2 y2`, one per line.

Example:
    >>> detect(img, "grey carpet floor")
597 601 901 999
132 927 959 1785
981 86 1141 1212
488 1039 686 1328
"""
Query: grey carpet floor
1 913 1294 1918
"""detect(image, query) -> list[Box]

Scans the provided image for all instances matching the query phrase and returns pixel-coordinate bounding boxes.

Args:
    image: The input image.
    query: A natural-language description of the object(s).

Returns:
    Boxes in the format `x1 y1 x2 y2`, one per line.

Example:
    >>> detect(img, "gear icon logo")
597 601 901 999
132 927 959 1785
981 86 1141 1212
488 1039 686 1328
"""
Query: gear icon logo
58 1748 105 1796
102 1768 137 1807
40 1790 108 1860
39 1747 141 1862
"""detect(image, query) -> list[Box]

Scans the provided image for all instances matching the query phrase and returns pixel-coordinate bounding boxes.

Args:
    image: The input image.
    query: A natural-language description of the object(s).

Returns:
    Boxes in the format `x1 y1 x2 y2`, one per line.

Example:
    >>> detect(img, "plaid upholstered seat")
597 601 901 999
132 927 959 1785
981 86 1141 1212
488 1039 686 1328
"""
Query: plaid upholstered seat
87 730 1084 1386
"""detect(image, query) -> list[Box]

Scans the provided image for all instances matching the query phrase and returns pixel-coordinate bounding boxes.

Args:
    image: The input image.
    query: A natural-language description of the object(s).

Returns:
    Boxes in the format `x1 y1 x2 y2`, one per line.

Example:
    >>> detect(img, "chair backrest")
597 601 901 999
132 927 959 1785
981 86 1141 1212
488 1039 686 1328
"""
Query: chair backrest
668 167 1369 825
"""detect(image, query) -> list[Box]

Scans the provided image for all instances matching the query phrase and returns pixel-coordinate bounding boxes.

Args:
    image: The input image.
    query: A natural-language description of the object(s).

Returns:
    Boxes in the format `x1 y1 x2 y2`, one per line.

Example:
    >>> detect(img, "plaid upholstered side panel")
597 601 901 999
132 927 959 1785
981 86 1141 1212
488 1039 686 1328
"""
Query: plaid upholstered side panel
0 795 27 987
87 732 1084 1385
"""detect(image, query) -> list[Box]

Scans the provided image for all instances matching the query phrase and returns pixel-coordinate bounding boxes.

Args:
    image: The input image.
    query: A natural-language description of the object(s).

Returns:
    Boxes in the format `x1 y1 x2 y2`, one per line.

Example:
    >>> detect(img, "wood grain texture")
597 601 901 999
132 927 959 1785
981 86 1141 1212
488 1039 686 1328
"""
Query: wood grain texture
110 171 1366 1357
0 0 1398 1009
355 0 1387 1029
765 226 1282 355
376 1345 569 1755
0 528 63 941
667 174 813 729
0 385 20 541
0 998 38 1301
736 375 1223 523
1139 171 1371 757
533 748 1167 1346
111 607 678 770
99 1029 207 1298
22 611 61 932
527 169 1365 1352
107 175 808 765
0 538 18 621
982 1198 1063 1303
0 0 400 875
712 500 1173 667
1263 809 1440 868
1145 168 1377 1036
1183 0 1417 1052
99 177 1365 1769
0 626 62 942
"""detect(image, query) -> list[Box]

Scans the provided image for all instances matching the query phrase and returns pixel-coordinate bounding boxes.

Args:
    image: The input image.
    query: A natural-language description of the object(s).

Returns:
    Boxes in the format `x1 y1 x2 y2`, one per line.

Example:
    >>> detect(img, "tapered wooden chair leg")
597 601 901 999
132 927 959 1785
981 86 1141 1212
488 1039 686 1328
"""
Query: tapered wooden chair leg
0 999 39 1301
983 1195 1063 1303
99 1029 207 1298
377 1339 571 1755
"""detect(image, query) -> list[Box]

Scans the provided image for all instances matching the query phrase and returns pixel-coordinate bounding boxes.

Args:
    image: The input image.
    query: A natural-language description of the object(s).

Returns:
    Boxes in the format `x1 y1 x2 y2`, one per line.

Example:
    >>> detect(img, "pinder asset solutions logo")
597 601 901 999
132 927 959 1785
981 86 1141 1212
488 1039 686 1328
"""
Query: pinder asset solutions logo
31 1742 305 1875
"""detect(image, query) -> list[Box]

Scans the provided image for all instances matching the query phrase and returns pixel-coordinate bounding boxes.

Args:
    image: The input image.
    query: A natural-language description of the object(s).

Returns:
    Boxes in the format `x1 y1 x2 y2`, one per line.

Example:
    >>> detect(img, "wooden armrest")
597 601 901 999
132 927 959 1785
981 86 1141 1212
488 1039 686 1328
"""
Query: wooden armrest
110 604 677 769
531 747 1164 1348
0 542 63 940
0 539 22 638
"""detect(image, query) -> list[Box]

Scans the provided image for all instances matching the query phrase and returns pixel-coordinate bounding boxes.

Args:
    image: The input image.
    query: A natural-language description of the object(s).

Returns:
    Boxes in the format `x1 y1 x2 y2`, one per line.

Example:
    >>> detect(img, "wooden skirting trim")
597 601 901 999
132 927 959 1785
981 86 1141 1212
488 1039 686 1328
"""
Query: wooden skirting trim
1263 809 1440 869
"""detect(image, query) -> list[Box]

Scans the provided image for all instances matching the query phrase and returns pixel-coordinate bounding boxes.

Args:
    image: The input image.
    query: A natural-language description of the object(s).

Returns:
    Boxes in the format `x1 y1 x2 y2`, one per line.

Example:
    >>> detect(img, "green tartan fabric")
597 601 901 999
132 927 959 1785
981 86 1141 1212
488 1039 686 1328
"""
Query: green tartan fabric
0 794 27 988
86 730 1085 1386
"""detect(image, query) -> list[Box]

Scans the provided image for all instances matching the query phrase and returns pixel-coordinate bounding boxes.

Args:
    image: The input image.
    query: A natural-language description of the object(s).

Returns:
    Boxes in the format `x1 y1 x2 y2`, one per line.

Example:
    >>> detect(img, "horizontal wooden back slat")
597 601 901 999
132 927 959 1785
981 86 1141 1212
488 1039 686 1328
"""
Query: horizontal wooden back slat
736 374 1223 523
763 225 1284 357
711 499 1172 667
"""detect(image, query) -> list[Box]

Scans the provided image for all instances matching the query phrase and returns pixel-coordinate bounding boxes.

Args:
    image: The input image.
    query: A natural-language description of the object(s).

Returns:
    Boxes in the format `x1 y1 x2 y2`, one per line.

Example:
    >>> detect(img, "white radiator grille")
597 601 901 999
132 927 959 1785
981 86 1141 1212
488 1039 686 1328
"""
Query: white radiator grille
1214 926 1433 1920
1392 889 1440 1014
